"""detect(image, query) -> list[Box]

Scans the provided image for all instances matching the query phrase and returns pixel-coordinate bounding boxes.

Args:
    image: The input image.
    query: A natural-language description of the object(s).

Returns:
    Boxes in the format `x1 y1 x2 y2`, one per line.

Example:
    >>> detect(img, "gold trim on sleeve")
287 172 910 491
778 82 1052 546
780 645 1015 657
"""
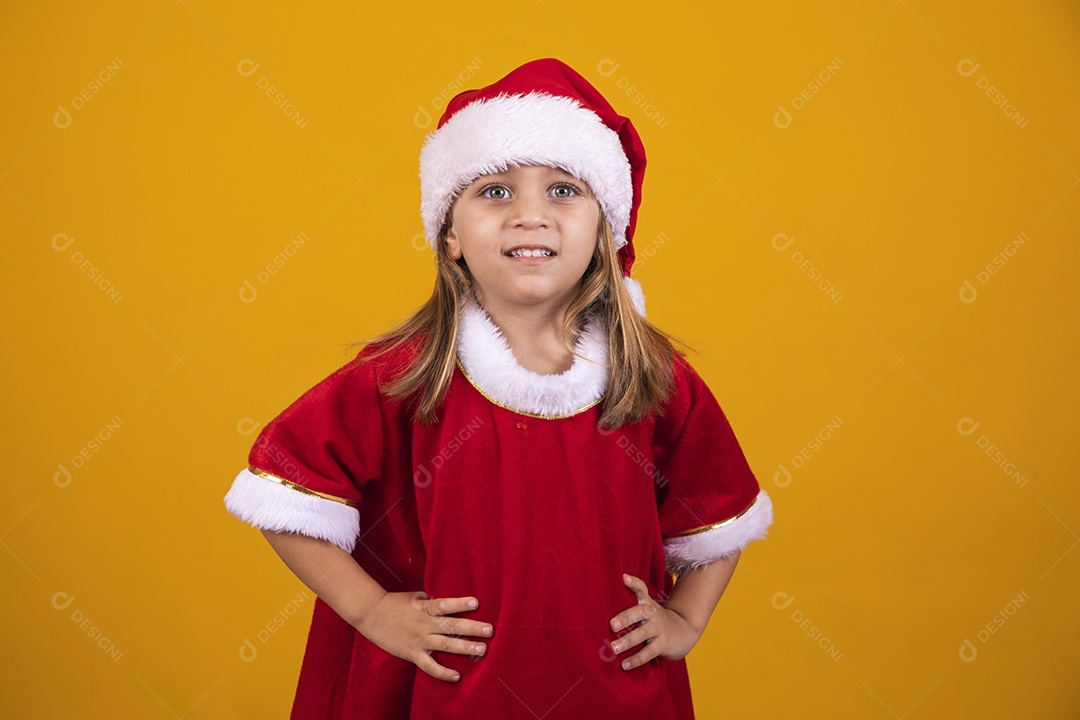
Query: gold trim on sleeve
455 359 603 419
668 494 758 537
248 466 360 508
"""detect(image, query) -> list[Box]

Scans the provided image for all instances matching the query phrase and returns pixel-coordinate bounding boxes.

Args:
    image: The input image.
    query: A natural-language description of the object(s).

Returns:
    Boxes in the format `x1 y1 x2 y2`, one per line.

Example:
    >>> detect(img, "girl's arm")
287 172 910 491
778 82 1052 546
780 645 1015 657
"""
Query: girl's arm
662 549 741 636
259 529 493 682
259 529 387 629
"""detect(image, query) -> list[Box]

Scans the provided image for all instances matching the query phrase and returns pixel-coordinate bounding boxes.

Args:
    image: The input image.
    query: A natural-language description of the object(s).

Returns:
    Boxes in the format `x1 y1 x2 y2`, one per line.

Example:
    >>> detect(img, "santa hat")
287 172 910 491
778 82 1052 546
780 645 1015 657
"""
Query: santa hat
418 58 648 315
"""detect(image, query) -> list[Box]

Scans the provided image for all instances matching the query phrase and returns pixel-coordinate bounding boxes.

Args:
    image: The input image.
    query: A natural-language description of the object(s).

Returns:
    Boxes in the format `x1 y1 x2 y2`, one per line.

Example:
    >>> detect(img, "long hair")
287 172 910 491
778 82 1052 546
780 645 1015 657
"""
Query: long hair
356 217 687 429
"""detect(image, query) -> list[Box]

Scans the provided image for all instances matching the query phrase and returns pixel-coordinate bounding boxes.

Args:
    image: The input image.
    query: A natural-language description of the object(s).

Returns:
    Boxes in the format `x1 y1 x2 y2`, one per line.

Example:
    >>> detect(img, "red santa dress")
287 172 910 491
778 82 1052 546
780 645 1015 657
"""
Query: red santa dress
224 298 774 719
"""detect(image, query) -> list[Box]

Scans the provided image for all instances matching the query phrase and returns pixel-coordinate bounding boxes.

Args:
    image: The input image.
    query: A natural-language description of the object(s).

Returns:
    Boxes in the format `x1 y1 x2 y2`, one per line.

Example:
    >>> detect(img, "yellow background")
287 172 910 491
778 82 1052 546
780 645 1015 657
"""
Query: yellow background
2 1 1078 717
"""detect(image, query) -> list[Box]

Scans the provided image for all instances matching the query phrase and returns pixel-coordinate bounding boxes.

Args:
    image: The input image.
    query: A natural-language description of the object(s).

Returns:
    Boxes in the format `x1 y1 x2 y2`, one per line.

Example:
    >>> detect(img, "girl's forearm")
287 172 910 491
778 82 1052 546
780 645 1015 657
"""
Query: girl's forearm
663 550 741 635
259 529 387 629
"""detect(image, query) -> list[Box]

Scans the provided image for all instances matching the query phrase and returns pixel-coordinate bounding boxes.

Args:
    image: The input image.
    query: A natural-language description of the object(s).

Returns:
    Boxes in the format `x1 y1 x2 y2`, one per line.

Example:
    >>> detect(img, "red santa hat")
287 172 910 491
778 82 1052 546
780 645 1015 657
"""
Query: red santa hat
419 57 648 315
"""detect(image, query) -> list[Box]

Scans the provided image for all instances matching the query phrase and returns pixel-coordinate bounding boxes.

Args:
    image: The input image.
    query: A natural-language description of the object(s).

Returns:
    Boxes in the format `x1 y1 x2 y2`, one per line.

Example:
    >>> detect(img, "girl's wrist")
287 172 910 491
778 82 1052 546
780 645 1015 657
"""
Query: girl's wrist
346 586 389 633
663 601 708 639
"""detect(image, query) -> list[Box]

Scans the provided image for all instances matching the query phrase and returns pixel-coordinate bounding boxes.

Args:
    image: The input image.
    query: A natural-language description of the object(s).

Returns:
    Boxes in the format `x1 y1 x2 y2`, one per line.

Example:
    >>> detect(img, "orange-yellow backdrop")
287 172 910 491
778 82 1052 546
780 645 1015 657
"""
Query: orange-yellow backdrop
2 2 1078 718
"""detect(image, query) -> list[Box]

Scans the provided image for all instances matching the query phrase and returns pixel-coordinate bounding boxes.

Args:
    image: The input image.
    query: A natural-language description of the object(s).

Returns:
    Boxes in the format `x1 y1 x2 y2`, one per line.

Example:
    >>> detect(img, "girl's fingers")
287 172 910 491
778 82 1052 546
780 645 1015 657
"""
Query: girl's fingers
610 625 655 655
460 619 494 638
422 595 479 616
623 574 655 606
611 574 657 631
414 652 463 683
426 632 487 658
620 640 661 671
430 615 492 640
622 574 647 596
610 604 648 632
611 574 666 670
420 596 493 639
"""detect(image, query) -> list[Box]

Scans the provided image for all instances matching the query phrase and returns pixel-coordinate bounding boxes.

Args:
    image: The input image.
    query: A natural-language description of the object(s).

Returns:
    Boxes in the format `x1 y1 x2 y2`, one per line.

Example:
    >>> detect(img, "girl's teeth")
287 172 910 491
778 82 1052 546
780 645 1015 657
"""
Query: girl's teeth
510 249 552 257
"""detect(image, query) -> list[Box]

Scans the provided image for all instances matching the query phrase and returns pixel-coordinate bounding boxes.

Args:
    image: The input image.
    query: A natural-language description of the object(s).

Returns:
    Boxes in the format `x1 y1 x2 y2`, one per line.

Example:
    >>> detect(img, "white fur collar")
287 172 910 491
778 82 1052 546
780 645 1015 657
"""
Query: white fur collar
456 299 609 418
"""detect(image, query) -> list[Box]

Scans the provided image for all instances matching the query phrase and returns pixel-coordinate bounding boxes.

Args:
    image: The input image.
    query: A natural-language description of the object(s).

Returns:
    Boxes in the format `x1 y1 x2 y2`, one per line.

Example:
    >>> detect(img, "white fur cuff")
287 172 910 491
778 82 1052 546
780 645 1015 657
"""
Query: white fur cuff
663 489 774 574
224 467 360 554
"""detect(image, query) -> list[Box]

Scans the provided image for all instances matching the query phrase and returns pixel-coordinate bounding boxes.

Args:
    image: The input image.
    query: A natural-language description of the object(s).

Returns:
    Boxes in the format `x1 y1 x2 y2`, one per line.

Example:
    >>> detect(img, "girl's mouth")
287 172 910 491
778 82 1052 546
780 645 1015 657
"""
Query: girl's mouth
506 245 556 260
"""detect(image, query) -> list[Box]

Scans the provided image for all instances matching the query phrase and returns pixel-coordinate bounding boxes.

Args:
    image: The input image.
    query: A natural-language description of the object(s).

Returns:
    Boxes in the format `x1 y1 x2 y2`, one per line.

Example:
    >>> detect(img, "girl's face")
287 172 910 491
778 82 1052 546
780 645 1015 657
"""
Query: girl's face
445 164 600 312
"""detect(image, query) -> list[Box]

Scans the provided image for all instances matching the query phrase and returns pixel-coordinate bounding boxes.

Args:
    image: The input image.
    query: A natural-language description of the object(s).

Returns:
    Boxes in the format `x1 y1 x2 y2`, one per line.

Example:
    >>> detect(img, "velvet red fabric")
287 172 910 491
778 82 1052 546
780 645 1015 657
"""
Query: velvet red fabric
246 341 762 719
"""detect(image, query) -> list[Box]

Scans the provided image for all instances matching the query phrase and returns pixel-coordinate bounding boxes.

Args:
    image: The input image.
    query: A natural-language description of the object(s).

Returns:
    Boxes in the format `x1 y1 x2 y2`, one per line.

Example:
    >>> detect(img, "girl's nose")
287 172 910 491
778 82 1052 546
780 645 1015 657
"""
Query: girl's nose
509 188 551 230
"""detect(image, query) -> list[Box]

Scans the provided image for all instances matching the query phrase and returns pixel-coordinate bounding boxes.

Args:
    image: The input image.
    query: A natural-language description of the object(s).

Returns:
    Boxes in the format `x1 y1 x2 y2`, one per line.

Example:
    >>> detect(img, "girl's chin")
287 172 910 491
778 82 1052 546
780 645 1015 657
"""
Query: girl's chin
479 283 577 307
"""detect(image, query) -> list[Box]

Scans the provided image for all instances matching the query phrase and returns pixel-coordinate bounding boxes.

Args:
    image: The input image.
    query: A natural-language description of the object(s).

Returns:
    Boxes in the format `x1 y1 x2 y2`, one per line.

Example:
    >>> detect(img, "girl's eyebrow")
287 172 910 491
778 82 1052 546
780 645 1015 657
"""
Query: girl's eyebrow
477 166 580 179
468 167 590 192
543 166 580 180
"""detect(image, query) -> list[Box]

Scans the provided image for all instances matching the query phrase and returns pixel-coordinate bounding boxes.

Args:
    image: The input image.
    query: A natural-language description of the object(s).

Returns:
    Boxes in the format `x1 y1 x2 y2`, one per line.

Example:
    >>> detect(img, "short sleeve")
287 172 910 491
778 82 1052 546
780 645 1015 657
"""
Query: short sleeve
653 356 774 574
223 353 386 554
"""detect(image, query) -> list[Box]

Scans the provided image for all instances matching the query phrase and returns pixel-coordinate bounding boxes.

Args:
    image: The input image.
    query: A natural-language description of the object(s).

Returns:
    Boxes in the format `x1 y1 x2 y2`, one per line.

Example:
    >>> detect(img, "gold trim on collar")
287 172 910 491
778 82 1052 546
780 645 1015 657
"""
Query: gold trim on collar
455 358 603 420
248 466 359 508
669 494 758 537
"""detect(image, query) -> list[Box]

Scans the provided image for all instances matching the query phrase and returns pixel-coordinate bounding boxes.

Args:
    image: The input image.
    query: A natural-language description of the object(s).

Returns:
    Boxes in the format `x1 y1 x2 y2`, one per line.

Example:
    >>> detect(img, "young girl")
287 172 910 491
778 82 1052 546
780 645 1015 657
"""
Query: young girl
224 58 774 720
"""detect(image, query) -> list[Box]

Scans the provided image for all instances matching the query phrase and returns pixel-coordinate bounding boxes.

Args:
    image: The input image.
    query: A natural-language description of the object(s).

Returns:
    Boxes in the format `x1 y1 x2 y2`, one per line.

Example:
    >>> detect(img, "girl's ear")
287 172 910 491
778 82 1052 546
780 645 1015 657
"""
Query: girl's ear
445 225 463 260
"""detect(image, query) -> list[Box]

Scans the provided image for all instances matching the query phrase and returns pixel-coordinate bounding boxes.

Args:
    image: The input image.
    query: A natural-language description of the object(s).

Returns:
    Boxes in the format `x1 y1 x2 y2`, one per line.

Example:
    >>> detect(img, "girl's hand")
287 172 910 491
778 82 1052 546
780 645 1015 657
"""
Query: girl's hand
355 591 493 683
608 574 703 671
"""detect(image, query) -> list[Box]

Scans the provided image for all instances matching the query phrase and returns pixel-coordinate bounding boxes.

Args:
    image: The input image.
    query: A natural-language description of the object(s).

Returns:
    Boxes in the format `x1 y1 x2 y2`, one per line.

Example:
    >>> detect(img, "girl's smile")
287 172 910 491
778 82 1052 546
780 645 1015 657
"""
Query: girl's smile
505 244 556 261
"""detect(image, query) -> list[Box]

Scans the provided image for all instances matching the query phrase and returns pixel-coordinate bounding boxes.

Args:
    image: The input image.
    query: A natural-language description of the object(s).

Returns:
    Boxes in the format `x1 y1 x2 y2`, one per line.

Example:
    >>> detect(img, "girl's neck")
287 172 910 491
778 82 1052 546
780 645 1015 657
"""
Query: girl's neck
472 292 577 376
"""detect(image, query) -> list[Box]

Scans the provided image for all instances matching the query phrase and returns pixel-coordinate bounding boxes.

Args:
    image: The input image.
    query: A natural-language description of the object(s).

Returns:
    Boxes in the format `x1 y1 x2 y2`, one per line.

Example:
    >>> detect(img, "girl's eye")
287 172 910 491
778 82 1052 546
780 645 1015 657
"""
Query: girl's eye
551 184 577 199
481 185 509 200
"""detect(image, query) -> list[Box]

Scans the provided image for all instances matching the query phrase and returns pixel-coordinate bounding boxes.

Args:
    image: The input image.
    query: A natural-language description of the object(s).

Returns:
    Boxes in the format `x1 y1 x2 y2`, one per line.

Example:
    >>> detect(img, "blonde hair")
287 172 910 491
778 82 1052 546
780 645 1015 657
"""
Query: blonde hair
356 217 687 429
